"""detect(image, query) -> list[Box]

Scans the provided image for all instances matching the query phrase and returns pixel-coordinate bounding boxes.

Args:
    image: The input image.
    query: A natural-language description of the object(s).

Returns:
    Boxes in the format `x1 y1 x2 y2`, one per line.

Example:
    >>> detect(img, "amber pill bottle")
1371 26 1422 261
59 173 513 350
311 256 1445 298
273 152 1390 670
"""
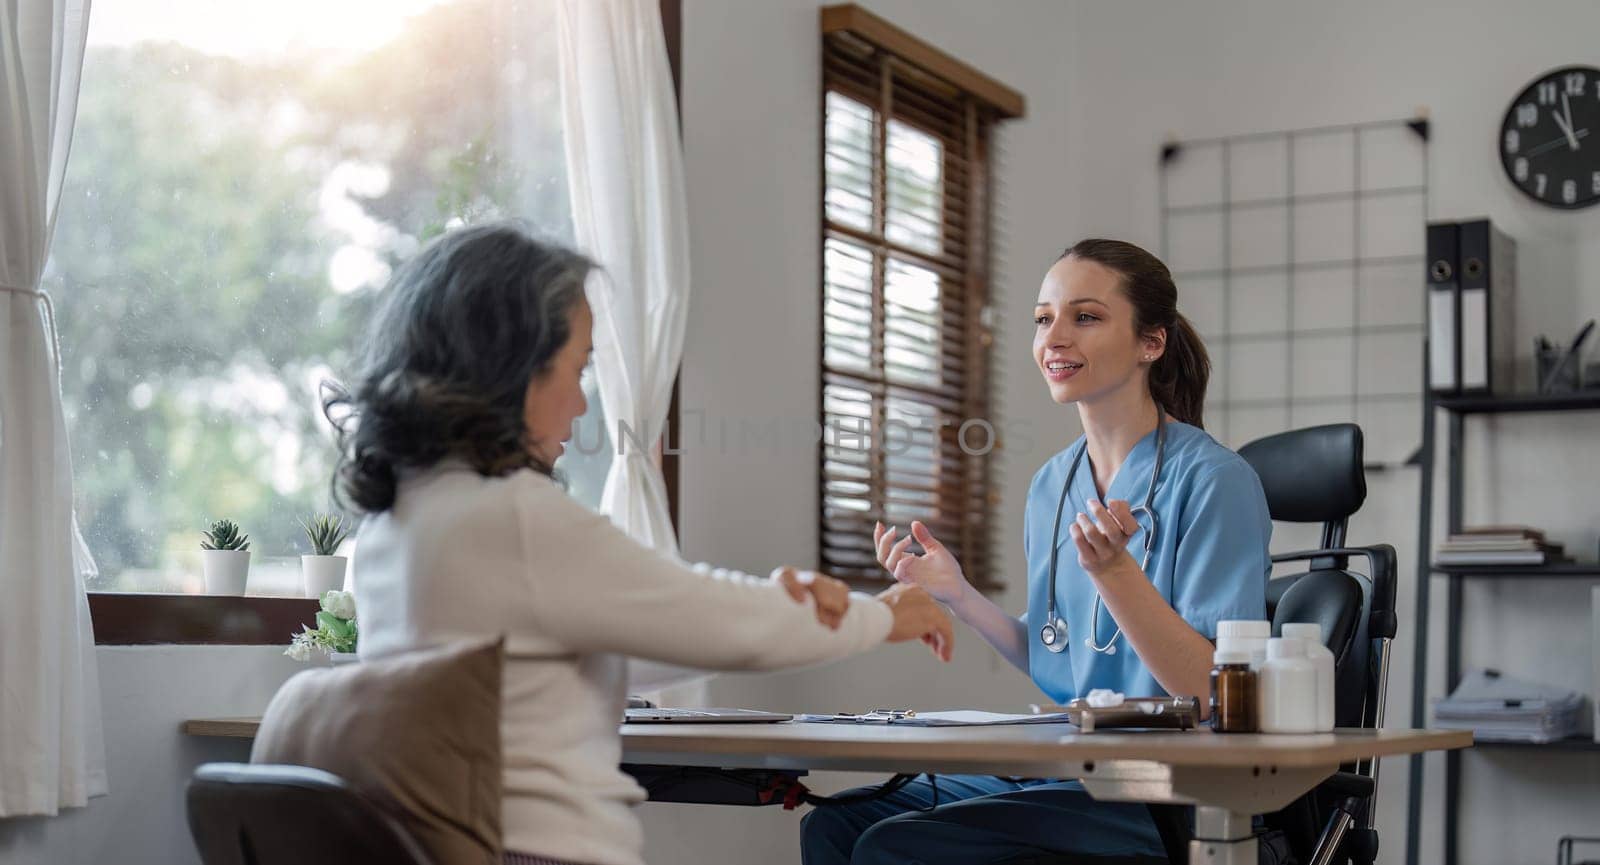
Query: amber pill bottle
1210 648 1258 733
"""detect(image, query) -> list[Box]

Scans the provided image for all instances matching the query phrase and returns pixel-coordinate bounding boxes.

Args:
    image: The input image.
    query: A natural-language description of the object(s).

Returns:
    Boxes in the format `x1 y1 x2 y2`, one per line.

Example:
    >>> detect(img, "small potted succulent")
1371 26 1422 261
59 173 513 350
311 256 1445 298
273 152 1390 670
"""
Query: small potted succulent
298 513 350 599
286 589 358 663
200 518 251 595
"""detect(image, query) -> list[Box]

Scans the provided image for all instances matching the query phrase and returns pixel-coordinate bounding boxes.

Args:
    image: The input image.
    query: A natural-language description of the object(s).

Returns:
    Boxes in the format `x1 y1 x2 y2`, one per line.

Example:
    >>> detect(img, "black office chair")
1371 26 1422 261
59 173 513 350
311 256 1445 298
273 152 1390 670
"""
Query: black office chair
186 762 436 865
1153 423 1395 865
1243 422 1397 865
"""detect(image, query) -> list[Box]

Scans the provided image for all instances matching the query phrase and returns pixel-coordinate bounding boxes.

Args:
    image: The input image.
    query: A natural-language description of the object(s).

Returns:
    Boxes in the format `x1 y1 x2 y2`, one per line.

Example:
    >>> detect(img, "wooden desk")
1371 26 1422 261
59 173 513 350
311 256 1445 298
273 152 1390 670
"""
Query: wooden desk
184 717 1470 865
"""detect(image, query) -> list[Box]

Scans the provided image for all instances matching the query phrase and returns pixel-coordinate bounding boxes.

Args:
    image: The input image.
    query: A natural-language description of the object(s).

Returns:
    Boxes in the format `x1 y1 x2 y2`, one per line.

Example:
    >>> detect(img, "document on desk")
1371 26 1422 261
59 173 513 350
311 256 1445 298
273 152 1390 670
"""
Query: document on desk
796 710 1076 727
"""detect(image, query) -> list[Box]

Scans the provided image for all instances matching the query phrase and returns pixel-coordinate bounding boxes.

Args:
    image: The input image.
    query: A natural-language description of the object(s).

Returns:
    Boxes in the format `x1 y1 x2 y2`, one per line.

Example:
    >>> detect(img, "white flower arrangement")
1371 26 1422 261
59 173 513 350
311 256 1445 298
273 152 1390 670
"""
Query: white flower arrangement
286 589 359 661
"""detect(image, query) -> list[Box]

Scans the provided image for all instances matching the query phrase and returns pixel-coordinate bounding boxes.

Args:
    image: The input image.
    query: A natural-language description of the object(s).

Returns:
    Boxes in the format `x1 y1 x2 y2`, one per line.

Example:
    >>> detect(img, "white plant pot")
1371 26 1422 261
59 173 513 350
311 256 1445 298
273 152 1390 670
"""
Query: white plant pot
201 549 250 595
301 555 348 599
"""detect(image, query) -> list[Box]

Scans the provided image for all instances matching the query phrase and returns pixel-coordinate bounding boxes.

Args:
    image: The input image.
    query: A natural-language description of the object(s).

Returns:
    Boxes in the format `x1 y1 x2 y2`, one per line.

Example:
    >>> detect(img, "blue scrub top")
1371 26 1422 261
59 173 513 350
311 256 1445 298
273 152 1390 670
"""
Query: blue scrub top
1022 420 1271 704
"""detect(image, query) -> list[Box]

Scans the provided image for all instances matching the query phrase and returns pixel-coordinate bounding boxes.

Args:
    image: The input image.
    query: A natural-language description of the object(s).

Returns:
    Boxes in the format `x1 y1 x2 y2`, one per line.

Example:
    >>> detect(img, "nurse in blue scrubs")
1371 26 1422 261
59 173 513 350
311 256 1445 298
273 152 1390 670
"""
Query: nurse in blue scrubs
800 238 1272 864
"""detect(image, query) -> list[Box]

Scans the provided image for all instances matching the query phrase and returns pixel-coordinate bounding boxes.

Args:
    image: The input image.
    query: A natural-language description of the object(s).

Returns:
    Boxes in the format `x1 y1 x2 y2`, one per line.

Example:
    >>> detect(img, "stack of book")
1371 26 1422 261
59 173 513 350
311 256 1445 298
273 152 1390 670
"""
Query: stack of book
1434 525 1565 567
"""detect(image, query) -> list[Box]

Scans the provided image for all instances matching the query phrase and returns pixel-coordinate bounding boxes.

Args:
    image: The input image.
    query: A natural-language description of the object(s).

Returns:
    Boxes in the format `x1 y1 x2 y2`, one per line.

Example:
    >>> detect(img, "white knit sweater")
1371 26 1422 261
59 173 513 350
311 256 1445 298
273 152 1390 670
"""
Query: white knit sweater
354 462 892 865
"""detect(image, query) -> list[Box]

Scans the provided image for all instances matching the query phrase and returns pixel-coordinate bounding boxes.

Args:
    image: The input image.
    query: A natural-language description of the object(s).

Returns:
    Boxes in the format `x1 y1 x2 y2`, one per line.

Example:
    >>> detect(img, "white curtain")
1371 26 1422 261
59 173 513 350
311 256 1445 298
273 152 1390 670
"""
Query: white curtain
557 0 706 699
0 0 108 817
557 0 688 556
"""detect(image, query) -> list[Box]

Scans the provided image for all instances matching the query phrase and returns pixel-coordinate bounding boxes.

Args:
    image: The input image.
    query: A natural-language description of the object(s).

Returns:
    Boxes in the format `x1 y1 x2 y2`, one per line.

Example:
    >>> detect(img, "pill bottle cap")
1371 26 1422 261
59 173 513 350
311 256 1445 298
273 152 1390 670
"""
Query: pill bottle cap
1217 620 1271 639
1213 648 1252 666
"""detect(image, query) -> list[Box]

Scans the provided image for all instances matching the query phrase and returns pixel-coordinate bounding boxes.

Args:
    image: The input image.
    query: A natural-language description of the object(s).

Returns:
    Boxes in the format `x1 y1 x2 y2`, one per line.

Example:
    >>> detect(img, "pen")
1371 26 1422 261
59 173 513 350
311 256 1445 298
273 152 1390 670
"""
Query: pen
1539 319 1595 392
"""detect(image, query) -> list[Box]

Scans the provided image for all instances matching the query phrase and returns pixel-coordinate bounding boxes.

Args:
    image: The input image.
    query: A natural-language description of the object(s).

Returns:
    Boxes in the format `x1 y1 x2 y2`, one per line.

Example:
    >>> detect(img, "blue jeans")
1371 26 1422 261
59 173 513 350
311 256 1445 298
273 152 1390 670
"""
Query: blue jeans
799 774 1166 865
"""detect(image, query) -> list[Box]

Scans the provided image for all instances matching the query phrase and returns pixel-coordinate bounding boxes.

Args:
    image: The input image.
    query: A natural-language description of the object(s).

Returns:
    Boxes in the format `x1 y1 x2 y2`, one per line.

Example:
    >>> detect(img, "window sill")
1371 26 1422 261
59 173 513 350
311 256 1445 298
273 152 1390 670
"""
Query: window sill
88 592 319 646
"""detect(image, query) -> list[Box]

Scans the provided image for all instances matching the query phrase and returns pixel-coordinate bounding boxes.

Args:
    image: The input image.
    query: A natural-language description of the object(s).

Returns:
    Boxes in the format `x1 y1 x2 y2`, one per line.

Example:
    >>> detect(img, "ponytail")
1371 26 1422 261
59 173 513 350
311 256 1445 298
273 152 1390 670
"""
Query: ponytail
1058 239 1211 429
1149 312 1209 429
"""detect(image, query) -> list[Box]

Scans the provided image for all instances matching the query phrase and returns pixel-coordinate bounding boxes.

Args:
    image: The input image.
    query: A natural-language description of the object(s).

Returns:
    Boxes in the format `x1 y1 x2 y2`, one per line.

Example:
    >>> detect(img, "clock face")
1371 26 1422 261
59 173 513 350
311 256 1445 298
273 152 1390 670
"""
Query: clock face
1500 65 1600 209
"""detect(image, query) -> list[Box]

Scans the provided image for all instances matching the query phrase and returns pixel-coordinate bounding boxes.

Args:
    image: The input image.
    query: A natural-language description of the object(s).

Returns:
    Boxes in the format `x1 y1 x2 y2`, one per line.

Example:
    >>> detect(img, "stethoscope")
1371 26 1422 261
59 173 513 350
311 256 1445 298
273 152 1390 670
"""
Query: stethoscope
1040 411 1167 656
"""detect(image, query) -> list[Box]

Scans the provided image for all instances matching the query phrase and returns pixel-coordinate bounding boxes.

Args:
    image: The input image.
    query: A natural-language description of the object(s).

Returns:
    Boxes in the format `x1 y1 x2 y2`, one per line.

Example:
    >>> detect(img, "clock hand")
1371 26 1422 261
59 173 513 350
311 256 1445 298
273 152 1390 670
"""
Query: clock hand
1559 94 1581 150
1526 127 1591 158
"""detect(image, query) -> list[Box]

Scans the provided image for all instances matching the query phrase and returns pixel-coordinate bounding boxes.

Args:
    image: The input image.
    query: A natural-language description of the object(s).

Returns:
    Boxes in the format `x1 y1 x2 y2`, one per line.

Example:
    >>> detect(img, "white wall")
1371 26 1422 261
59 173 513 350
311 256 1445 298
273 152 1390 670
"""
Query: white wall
0 647 302 865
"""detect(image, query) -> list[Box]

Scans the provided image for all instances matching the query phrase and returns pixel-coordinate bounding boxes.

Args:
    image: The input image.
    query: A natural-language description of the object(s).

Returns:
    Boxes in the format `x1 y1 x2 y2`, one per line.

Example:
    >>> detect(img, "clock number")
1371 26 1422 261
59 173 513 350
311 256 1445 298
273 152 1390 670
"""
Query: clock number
1517 103 1538 127
1566 73 1587 96
1503 129 1520 154
1563 179 1578 204
1515 158 1529 182
1535 173 1548 197
1539 81 1558 105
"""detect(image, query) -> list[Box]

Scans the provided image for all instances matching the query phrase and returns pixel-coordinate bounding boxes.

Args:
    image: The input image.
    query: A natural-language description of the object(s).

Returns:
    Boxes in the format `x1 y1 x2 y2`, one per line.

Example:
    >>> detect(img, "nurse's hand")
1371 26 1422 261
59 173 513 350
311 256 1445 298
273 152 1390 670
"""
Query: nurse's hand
876 520 969 606
771 567 851 630
876 582 955 662
1070 498 1141 578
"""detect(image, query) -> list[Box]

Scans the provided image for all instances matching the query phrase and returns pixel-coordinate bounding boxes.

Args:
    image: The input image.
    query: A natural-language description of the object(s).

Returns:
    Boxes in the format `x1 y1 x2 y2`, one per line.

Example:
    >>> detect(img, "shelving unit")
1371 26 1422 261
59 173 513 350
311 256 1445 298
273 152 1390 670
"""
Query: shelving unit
1405 389 1600 865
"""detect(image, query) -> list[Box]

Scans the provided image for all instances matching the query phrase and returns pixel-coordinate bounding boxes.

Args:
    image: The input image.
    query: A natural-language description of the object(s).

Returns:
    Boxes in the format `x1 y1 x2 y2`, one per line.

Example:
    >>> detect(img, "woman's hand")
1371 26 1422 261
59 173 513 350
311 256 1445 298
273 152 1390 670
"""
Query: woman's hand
876 520 970 606
771 567 851 630
875 583 954 662
1069 498 1141 579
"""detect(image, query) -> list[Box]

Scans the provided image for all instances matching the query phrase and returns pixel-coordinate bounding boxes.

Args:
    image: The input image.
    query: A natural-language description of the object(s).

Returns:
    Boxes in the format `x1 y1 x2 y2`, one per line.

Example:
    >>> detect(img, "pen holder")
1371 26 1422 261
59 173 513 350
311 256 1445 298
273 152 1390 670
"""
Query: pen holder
1536 345 1582 393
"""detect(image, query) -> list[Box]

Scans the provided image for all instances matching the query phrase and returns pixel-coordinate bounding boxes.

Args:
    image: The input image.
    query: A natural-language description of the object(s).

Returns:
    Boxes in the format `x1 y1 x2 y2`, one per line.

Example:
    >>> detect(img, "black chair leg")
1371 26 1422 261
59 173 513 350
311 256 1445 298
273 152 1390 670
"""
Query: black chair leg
1304 796 1382 865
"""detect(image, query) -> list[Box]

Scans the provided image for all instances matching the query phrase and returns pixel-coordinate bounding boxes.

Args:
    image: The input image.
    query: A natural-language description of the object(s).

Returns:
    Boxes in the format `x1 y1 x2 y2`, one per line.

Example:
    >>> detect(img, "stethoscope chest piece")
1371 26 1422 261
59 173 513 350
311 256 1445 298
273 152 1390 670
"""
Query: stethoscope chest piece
1040 615 1069 653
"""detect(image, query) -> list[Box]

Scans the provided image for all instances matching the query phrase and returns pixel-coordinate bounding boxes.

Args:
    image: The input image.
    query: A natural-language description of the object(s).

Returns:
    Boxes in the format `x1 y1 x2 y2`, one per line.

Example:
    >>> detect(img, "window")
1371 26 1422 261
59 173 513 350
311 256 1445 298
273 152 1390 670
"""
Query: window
817 7 1022 586
49 0 609 596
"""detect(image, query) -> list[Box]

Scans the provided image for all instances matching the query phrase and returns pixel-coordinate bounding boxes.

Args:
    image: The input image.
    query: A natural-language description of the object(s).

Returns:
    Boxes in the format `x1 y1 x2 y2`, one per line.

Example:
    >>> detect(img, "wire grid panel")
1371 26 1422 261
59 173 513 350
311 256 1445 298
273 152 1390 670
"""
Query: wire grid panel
1159 119 1430 463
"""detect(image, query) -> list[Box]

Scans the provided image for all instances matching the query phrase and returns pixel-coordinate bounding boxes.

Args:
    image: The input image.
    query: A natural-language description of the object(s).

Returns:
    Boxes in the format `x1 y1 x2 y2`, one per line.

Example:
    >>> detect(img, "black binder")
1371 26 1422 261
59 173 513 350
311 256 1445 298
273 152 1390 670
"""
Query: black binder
1456 218 1517 394
1426 222 1460 394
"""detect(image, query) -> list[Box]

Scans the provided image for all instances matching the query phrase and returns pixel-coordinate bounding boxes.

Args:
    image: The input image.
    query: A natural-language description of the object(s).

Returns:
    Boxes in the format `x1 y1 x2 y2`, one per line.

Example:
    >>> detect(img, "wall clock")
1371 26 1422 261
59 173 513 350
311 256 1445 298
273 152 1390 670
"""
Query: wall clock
1499 65 1600 209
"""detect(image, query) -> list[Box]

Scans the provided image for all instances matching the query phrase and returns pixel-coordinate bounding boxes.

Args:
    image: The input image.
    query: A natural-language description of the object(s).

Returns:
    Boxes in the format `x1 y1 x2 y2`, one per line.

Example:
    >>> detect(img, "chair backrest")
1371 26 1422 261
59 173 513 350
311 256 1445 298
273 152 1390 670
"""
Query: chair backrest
186 763 436 865
1238 422 1366 548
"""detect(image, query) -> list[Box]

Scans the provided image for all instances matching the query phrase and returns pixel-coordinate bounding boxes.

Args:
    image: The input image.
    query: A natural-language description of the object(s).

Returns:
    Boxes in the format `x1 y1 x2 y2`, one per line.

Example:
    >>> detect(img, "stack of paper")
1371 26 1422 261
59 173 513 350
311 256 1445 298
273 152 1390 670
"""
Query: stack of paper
1433 669 1587 743
1434 525 1566 566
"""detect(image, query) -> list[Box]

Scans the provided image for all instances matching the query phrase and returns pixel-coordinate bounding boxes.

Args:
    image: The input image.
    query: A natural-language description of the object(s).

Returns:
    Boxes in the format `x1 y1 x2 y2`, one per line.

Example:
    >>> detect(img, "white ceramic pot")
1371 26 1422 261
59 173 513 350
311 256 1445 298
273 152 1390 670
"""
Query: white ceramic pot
329 651 359 666
201 549 250 595
301 555 348 599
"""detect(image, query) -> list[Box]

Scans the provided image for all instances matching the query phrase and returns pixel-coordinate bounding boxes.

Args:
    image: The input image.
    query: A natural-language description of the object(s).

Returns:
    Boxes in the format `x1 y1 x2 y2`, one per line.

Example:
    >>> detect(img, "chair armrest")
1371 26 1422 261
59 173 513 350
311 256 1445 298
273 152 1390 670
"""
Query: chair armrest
1270 545 1397 639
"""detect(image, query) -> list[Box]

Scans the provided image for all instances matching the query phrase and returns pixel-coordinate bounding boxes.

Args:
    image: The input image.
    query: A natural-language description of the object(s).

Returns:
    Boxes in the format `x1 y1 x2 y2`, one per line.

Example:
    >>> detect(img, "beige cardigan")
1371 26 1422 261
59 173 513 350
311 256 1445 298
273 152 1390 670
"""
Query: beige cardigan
355 462 891 865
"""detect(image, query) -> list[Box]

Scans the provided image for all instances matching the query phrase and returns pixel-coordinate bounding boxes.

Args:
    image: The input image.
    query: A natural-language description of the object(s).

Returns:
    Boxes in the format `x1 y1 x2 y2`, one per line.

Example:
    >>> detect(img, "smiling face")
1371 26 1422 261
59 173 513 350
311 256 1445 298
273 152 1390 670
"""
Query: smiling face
522 296 593 465
1032 255 1166 406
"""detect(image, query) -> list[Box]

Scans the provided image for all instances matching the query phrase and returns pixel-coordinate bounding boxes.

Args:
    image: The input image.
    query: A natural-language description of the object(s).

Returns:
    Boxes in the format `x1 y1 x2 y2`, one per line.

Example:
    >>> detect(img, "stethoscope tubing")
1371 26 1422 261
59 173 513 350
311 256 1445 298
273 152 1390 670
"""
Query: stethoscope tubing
1040 412 1166 655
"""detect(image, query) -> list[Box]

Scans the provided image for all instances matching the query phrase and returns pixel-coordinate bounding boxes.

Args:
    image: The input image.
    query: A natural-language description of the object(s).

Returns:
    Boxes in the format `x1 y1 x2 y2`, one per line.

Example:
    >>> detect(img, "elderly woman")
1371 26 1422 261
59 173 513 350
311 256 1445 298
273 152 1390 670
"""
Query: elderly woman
329 222 952 865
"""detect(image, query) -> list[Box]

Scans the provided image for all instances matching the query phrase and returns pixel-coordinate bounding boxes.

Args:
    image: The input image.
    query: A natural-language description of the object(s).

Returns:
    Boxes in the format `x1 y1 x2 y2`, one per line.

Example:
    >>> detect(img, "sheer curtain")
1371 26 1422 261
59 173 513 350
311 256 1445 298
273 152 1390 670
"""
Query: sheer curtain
557 0 688 554
0 0 109 817
556 0 704 696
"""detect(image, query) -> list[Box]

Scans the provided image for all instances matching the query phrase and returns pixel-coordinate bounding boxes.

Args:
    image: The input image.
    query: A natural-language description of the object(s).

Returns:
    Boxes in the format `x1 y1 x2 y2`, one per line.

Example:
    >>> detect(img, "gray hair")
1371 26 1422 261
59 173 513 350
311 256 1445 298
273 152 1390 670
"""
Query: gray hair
324 221 593 513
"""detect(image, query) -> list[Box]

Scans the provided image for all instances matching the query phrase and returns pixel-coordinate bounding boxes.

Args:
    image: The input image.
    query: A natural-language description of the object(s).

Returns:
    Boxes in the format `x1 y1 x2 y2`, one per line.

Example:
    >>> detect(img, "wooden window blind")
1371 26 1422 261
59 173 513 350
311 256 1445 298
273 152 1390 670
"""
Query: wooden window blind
817 5 1023 587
